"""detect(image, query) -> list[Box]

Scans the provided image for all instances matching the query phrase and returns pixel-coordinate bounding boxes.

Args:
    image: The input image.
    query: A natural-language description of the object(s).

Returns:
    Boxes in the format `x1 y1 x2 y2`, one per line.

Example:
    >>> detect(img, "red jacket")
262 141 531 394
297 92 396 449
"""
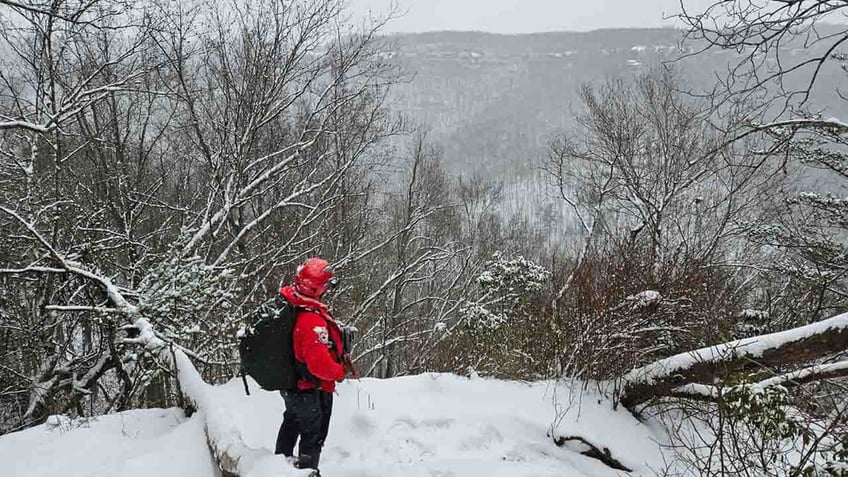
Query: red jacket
280 286 345 392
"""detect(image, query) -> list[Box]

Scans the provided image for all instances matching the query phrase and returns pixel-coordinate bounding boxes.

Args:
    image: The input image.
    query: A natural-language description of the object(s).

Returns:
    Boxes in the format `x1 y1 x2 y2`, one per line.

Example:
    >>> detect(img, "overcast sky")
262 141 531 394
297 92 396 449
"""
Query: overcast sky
347 0 717 34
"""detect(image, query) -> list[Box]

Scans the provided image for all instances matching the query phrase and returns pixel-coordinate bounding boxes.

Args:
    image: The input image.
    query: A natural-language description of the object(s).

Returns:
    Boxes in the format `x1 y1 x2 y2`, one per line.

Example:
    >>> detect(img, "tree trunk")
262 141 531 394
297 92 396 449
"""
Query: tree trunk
619 312 848 409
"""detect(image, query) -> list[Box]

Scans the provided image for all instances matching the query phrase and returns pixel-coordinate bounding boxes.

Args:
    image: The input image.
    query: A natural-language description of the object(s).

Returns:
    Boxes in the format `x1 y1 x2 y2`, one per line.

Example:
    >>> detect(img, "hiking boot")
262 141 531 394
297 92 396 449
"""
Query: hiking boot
293 455 317 469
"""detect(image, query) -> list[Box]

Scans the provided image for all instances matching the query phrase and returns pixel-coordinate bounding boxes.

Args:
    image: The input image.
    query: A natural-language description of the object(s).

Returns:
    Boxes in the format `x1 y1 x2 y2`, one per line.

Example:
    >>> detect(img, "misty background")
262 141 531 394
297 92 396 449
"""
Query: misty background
338 1 848 238
348 0 718 33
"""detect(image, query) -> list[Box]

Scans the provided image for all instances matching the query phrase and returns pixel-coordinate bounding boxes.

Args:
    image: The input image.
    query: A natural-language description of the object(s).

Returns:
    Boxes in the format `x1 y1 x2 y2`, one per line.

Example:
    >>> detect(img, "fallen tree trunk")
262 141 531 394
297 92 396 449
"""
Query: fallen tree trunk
169 347 267 476
619 312 848 409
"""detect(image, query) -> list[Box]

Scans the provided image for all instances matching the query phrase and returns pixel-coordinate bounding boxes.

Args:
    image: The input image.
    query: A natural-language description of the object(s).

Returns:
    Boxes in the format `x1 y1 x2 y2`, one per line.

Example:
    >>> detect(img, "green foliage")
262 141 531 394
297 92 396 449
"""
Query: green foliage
138 257 239 344
719 385 804 442
705 382 848 477
818 434 848 477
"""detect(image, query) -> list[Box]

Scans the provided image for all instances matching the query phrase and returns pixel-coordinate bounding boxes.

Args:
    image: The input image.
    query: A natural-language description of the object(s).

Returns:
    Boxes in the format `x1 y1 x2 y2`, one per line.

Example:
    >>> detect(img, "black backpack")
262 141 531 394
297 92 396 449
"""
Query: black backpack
238 295 300 394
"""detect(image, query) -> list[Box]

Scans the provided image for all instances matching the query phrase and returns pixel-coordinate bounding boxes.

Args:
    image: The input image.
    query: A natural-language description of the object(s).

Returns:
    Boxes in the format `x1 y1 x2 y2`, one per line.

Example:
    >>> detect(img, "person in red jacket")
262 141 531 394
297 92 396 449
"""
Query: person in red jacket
275 257 352 474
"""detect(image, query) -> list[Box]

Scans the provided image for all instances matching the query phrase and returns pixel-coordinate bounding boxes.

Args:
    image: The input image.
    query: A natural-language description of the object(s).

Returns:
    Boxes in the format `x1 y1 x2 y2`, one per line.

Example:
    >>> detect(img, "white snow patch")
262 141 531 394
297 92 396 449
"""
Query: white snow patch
0 408 218 477
740 309 770 320
627 290 661 309
2 374 669 476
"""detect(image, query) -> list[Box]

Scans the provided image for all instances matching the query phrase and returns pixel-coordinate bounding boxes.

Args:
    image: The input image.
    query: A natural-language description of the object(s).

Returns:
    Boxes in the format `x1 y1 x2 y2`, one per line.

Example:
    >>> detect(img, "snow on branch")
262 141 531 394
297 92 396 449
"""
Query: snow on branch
619 312 848 408
751 118 848 134
624 290 661 310
0 205 137 312
0 119 50 133
755 360 848 389
44 305 127 314
1 204 285 473
669 360 848 402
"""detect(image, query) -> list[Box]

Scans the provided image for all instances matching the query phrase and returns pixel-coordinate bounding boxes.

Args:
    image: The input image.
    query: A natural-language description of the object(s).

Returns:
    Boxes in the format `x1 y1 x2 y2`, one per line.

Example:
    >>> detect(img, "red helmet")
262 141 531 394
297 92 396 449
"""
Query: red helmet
293 257 335 298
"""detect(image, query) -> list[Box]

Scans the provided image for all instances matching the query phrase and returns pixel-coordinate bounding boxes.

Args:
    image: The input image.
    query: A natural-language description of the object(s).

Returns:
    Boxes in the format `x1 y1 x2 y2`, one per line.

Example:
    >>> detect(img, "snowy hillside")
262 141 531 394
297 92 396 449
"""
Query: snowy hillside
2 374 667 477
389 29 848 177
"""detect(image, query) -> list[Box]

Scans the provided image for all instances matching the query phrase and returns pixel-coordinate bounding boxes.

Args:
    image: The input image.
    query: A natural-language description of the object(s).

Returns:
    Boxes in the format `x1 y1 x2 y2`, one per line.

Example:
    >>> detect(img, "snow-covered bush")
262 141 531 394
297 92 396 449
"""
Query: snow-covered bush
446 252 558 380
734 308 773 338
458 303 506 331
737 137 848 331
135 257 241 391
462 252 550 331
138 257 239 342
475 252 550 295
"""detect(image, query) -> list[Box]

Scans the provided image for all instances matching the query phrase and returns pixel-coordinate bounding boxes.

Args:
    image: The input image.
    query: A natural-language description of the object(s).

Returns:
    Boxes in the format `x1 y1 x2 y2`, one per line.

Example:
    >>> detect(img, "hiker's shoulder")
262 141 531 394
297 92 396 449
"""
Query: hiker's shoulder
294 308 324 325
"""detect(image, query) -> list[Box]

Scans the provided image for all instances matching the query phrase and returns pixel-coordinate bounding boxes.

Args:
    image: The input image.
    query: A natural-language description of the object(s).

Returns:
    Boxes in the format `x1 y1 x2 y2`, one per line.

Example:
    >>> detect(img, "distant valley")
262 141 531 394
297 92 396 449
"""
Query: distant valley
387 28 848 177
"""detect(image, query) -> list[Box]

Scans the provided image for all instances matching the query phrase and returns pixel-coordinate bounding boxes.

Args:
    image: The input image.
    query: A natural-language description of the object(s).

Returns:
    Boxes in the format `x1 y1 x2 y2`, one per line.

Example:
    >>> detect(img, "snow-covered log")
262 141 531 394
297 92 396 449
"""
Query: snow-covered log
619 312 848 408
169 350 266 476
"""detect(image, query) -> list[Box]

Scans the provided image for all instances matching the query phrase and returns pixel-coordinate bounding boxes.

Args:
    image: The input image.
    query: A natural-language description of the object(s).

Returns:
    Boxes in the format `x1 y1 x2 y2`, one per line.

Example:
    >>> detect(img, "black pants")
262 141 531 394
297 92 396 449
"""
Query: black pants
275 389 333 470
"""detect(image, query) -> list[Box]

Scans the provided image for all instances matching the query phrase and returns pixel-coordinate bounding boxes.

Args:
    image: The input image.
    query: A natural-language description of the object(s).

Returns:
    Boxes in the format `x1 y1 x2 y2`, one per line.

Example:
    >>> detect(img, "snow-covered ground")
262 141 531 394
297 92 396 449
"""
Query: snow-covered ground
2 408 217 477
1 374 668 476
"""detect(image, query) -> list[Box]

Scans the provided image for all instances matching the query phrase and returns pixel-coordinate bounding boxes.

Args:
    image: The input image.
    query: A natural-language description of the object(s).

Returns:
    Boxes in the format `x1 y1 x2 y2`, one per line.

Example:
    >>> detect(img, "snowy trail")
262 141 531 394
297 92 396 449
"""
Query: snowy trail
1 374 667 476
